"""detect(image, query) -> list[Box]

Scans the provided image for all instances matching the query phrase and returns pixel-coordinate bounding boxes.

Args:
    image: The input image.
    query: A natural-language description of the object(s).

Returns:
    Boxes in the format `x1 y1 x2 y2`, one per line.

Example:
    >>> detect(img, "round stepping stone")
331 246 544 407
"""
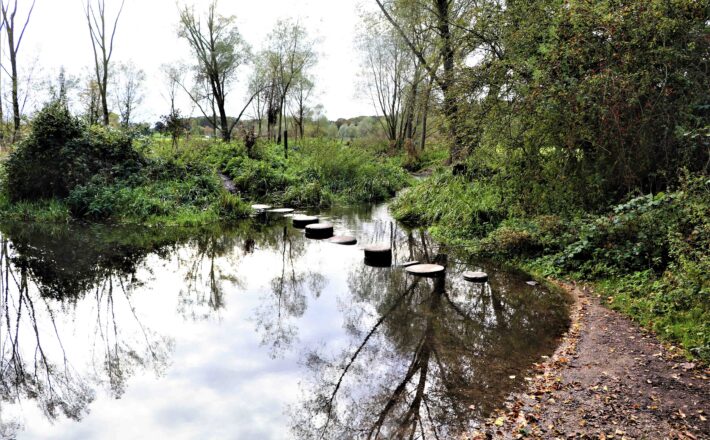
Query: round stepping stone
400 261 420 268
329 235 358 245
364 244 392 267
293 215 319 228
463 271 489 283
406 264 445 278
268 208 295 215
305 223 334 239
251 204 272 211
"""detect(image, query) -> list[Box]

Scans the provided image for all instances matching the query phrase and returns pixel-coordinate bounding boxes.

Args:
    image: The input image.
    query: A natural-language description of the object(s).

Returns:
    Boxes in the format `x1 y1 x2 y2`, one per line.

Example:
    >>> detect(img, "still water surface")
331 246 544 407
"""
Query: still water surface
0 205 569 439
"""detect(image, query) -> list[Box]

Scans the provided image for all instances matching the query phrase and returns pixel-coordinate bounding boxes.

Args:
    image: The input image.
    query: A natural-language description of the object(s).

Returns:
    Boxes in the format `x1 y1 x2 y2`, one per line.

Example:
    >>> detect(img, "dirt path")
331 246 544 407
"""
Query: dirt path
471 282 710 439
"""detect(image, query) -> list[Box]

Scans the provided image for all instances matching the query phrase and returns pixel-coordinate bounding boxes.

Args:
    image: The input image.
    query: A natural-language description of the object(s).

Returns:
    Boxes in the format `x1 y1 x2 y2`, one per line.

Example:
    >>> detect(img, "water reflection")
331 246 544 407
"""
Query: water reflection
292 229 568 439
0 206 569 439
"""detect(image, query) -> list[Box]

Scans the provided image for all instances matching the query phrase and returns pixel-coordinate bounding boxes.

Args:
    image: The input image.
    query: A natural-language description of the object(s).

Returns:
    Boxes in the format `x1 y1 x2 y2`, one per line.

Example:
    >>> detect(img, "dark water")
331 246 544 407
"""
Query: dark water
0 205 570 439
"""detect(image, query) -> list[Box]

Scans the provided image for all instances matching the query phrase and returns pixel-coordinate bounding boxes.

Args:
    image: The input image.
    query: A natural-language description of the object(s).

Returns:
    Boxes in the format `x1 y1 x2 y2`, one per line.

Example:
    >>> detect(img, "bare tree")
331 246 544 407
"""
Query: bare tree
359 12 432 153
160 65 189 150
248 58 270 137
177 1 255 142
1 0 36 138
373 0 485 163
113 61 145 128
80 75 102 125
84 0 125 126
263 20 316 144
289 75 314 139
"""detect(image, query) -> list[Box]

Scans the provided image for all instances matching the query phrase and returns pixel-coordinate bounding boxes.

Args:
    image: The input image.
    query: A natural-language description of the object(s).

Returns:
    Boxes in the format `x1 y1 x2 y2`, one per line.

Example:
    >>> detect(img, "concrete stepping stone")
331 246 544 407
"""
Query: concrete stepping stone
463 271 489 283
305 223 334 239
293 215 319 228
329 236 358 245
268 208 295 214
251 204 272 211
364 244 392 267
406 264 445 278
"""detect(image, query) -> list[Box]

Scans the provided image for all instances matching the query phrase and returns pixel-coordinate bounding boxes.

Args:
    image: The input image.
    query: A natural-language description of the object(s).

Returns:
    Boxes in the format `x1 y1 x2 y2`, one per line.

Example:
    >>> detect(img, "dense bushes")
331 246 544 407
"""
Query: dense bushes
5 102 143 201
1 102 249 225
458 0 709 210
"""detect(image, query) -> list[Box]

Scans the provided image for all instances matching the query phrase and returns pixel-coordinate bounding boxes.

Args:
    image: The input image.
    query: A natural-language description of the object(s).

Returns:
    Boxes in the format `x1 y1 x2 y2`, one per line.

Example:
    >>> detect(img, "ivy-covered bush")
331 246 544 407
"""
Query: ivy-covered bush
4 102 143 202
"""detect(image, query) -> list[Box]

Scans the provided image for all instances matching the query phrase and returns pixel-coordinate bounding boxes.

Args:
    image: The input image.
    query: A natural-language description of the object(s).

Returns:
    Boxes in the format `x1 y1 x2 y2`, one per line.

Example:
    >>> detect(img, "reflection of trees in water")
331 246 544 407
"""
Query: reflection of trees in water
0 223 218 433
292 233 569 440
88 275 173 399
255 226 325 358
0 237 94 430
0 236 175 434
177 232 245 321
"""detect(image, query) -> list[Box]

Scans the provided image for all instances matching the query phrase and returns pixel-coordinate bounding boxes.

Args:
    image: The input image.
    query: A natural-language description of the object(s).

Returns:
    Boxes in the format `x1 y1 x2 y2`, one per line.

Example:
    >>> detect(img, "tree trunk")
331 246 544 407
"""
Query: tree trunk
436 0 463 163
9 45 19 135
101 63 109 125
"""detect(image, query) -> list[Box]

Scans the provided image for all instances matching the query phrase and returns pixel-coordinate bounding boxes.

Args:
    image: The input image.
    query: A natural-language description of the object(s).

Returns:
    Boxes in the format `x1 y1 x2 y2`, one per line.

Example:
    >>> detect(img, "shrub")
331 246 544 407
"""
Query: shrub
5 102 143 202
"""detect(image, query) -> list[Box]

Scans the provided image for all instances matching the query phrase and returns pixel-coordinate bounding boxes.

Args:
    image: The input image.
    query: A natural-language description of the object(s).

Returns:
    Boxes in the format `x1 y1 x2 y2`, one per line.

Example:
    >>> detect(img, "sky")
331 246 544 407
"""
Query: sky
16 0 377 123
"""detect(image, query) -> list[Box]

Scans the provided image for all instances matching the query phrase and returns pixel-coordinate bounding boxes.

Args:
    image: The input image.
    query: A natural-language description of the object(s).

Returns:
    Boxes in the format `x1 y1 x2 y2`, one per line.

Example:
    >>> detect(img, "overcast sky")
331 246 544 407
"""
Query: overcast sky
17 0 377 123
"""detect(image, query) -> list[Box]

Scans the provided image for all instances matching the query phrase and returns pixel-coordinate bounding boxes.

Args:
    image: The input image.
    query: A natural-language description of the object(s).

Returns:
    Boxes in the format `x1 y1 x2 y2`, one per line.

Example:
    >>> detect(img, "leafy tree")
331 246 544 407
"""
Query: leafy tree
177 0 254 141
458 0 709 209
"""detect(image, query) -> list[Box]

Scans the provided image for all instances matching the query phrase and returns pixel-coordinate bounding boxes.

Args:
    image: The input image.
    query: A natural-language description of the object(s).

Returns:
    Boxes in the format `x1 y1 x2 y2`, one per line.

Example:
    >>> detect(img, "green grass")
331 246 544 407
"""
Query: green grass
0 135 411 226
214 138 411 208
0 193 71 223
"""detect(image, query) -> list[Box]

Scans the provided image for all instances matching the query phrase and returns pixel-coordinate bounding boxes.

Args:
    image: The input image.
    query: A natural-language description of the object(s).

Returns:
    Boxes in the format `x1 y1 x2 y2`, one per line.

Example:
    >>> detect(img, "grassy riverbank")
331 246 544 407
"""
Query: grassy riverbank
0 103 410 226
392 171 710 362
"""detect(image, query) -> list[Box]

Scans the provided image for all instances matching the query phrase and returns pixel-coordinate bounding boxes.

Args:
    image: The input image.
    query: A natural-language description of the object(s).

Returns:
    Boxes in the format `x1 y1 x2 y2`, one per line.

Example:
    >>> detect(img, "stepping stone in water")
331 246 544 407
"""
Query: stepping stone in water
329 235 358 245
252 204 272 211
363 244 392 267
463 271 489 283
406 264 445 278
305 223 334 239
293 215 319 228
268 208 295 215
400 261 420 268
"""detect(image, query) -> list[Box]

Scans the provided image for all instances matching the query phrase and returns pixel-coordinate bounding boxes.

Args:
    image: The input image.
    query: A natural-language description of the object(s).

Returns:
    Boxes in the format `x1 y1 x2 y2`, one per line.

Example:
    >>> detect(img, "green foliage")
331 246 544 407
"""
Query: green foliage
219 139 409 207
391 170 505 239
458 0 709 211
4 102 143 202
65 159 246 225
395 174 709 361
0 103 251 226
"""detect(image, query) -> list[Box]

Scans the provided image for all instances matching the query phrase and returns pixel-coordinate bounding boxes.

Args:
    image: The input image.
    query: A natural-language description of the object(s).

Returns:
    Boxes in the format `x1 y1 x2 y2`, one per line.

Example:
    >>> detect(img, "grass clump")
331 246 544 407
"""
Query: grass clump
219 139 410 208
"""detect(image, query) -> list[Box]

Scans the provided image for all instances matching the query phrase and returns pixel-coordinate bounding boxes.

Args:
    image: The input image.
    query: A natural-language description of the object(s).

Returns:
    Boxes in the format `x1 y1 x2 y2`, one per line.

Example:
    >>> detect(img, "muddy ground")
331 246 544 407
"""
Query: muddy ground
469 282 710 440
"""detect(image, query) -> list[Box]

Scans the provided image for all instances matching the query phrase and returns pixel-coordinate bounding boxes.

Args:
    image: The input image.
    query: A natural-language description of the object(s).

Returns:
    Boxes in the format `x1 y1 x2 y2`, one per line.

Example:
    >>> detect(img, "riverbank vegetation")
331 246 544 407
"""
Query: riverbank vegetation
385 0 708 361
0 101 410 225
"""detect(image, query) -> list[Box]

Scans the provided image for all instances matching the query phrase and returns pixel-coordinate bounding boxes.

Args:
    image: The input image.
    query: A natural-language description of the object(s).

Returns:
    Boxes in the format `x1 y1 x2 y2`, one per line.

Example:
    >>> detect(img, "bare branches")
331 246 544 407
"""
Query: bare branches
84 0 126 126
1 0 36 137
